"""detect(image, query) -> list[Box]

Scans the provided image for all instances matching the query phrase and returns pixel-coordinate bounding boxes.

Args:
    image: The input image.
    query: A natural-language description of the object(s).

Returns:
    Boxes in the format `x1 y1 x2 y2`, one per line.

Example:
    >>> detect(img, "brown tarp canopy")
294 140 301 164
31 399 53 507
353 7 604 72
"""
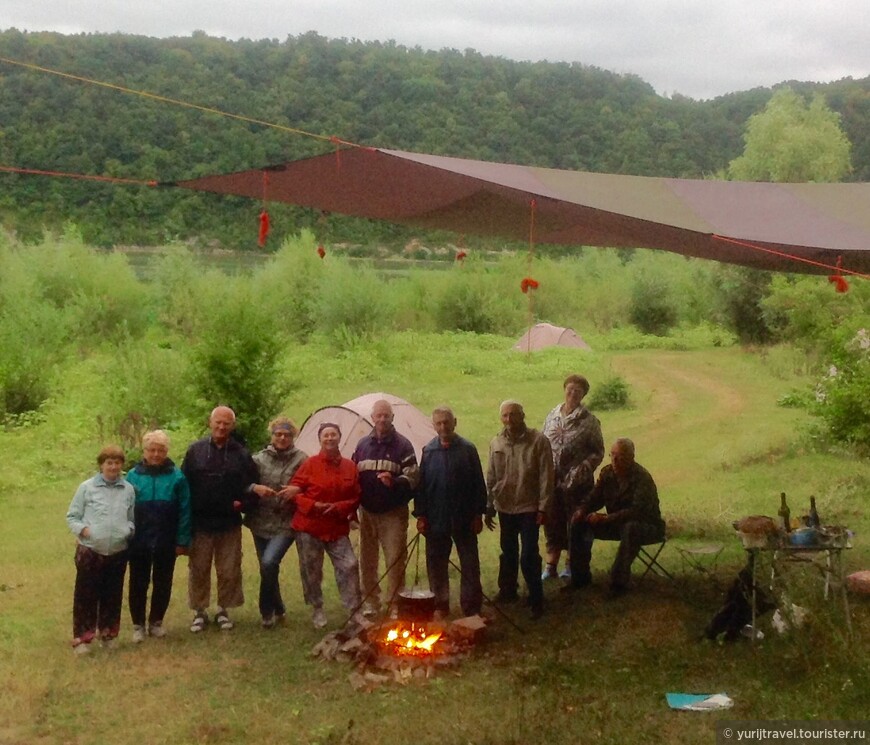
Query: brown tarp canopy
173 147 870 275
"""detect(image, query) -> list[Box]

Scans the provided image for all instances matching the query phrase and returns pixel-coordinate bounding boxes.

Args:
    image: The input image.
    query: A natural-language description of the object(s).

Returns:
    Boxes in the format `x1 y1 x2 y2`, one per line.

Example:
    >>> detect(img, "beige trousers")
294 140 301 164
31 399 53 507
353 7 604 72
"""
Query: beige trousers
187 527 244 610
358 504 409 610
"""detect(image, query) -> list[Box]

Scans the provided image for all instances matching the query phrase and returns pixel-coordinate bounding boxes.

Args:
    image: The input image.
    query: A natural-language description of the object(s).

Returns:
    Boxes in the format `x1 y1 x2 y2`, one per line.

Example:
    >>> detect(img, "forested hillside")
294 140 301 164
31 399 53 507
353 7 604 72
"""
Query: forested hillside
1 29 869 247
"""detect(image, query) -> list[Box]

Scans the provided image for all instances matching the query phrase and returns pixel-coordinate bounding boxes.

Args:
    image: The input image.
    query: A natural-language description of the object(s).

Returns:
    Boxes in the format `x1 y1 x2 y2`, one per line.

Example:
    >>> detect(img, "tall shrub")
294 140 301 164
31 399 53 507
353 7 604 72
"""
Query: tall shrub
255 230 328 341
188 277 290 445
629 275 678 335
98 335 193 446
0 237 68 419
28 226 151 344
433 257 523 334
712 265 773 343
311 255 395 345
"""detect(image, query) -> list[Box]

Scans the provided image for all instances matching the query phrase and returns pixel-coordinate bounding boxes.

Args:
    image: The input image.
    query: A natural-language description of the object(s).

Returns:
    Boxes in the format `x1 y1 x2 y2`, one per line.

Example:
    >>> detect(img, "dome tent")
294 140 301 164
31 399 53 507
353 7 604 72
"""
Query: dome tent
295 392 436 461
512 323 591 352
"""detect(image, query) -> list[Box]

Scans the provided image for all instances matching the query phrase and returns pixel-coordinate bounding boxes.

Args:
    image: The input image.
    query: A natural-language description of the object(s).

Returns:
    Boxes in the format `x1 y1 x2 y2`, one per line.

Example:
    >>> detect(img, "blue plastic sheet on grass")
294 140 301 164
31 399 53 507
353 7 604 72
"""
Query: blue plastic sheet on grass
666 692 733 711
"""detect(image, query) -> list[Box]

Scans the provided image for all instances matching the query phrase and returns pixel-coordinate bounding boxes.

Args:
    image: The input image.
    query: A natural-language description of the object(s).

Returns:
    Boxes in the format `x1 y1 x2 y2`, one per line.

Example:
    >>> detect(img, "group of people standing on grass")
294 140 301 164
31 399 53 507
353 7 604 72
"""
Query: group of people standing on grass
66 378 664 654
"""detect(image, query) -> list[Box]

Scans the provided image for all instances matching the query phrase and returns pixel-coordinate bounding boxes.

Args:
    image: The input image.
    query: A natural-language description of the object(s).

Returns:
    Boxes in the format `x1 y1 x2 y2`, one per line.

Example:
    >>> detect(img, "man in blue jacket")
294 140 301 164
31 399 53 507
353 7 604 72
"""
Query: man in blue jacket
415 406 486 618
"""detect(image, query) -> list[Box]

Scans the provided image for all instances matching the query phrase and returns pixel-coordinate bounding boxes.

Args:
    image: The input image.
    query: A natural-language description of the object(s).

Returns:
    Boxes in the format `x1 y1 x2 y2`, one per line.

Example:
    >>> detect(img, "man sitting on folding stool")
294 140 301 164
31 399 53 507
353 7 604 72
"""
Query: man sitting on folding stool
566 438 664 597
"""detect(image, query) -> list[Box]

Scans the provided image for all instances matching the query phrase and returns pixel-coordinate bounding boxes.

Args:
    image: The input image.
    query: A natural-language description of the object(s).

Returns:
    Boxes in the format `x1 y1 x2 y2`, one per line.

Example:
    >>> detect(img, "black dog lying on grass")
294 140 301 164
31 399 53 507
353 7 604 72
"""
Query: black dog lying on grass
705 567 776 641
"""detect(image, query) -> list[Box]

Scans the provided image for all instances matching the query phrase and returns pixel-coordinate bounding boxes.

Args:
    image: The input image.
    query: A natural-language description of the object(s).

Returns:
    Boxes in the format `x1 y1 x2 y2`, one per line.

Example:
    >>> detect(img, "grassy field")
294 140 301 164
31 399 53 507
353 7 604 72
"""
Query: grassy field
1 336 868 745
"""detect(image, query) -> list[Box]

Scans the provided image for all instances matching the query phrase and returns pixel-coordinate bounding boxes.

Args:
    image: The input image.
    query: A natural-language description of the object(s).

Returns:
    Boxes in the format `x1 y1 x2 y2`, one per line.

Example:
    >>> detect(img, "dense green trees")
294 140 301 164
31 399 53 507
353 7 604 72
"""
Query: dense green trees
712 88 855 343
2 29 868 248
728 88 852 182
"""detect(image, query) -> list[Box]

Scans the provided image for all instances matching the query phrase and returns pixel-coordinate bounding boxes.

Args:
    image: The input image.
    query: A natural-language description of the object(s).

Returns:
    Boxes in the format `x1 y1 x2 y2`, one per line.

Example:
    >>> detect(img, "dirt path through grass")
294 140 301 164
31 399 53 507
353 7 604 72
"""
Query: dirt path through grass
608 350 750 486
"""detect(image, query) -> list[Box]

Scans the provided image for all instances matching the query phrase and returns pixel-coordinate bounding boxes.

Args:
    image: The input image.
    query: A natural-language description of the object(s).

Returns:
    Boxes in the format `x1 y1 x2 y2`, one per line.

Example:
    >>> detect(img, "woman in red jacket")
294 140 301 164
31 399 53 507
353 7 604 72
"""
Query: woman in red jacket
285 423 362 628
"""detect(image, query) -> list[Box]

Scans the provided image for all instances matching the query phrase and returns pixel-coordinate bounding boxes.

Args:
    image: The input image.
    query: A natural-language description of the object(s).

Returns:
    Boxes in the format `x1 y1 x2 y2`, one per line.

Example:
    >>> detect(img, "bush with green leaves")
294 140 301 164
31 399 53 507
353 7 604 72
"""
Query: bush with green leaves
0 235 69 418
711 265 773 343
1 229 154 421
96 333 193 446
761 273 870 350
310 254 395 346
628 274 678 335
433 257 524 334
813 325 870 450
587 376 632 411
26 226 151 344
148 244 211 337
188 277 291 447
254 230 328 341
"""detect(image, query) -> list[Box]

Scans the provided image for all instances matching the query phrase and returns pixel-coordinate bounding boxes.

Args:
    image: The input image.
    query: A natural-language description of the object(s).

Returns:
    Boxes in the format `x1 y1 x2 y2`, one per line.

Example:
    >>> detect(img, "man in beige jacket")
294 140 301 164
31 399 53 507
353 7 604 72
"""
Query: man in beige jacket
485 400 554 619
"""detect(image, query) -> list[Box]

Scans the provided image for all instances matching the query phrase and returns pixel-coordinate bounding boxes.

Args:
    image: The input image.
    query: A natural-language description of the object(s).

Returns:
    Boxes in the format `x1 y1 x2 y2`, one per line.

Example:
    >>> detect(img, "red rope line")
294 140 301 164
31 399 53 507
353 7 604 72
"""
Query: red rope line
0 165 157 186
712 234 870 280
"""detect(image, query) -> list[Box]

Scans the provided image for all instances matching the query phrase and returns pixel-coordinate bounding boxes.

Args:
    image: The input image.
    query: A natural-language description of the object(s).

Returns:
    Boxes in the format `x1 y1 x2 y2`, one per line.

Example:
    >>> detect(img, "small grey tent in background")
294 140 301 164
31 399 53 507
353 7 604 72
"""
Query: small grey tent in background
512 323 591 352
295 392 436 461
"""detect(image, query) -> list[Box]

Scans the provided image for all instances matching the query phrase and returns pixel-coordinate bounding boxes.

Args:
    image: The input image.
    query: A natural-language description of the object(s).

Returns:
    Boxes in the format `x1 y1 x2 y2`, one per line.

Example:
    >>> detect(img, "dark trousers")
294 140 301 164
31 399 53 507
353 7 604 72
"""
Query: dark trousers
425 529 482 616
72 545 128 642
252 533 296 618
497 511 543 609
570 519 664 589
128 546 178 626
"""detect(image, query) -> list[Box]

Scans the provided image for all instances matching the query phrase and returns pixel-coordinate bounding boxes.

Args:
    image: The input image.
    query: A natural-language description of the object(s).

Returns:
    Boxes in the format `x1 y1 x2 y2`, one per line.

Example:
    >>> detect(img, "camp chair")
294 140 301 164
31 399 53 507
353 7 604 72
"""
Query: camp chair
676 543 724 585
636 538 675 586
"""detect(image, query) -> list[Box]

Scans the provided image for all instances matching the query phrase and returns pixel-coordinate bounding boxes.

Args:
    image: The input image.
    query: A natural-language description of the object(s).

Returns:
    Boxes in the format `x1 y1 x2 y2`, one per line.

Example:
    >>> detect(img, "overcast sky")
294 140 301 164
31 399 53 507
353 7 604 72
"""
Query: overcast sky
2 1 868 100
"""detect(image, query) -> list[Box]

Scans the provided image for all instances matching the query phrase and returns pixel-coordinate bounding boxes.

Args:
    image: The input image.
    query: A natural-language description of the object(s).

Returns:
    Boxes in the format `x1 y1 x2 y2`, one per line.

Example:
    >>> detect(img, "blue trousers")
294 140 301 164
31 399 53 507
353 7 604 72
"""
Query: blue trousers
497 511 543 609
252 532 297 618
425 529 482 616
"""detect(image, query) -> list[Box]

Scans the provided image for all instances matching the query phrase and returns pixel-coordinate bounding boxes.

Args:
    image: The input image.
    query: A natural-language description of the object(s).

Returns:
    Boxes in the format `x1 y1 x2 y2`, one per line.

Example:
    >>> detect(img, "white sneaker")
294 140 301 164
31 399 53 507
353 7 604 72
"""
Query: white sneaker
541 563 558 581
73 642 92 656
148 622 167 638
101 637 118 651
132 625 146 644
312 607 328 629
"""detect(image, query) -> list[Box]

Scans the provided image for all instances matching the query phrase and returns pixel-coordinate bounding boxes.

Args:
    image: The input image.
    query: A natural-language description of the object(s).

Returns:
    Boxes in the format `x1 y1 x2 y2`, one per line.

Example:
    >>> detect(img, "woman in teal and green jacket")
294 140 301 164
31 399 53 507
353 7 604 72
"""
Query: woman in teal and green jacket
126 429 191 642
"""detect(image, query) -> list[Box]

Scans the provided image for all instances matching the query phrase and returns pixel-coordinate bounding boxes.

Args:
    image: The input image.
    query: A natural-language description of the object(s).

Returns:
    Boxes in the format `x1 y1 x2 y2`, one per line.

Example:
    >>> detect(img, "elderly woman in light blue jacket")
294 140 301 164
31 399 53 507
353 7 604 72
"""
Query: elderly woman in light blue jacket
66 444 135 655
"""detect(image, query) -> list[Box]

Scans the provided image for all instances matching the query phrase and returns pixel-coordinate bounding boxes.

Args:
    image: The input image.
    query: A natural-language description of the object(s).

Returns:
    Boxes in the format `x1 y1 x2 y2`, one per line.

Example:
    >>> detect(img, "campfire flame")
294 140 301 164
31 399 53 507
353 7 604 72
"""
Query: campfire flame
381 622 443 655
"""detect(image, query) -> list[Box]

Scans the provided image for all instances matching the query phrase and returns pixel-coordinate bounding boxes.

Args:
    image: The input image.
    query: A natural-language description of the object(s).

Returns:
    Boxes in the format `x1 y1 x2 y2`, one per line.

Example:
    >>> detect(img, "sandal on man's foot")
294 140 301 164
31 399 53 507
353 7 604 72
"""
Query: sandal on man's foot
215 610 234 631
190 611 209 633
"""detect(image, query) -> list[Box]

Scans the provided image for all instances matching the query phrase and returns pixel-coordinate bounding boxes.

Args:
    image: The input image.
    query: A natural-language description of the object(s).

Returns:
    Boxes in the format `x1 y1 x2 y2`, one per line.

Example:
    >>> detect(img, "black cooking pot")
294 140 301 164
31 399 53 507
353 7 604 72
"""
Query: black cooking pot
396 588 436 621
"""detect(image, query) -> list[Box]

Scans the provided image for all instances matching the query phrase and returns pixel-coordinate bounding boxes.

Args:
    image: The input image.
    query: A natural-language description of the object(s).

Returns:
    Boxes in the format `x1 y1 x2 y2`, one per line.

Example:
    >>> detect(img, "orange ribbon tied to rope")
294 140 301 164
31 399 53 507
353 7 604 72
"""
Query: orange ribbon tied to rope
828 256 849 293
520 277 539 294
258 171 270 247
317 244 326 259
258 210 270 247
